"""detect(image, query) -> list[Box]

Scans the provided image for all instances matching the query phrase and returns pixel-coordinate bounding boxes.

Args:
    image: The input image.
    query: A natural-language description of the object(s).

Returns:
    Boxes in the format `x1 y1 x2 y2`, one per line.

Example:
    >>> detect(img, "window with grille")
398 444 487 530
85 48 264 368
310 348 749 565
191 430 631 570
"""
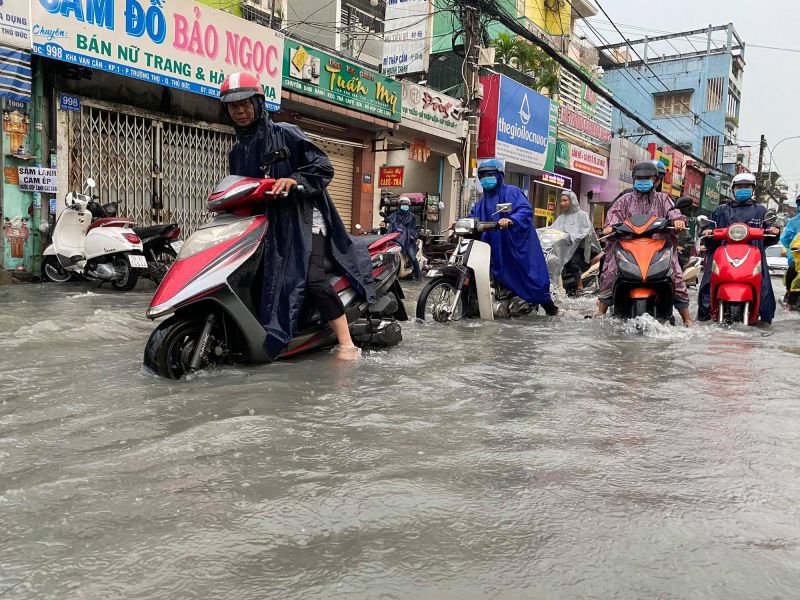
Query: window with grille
702 135 720 165
705 77 724 111
653 91 692 117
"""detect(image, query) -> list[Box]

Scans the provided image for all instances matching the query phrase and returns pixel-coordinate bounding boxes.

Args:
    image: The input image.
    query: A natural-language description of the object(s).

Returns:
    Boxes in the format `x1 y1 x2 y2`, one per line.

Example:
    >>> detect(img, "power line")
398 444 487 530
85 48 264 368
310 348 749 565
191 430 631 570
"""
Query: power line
472 0 730 178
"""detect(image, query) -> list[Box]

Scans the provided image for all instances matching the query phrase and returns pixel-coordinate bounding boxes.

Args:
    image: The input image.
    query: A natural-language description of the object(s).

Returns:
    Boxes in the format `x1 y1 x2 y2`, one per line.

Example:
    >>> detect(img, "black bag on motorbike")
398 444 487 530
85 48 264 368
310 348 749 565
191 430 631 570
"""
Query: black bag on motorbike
350 318 402 347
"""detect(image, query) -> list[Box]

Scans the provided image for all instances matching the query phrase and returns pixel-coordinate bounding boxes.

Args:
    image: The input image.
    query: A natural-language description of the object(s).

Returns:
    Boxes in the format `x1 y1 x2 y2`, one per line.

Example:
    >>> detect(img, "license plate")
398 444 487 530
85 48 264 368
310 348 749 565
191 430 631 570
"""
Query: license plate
128 254 148 268
171 240 183 253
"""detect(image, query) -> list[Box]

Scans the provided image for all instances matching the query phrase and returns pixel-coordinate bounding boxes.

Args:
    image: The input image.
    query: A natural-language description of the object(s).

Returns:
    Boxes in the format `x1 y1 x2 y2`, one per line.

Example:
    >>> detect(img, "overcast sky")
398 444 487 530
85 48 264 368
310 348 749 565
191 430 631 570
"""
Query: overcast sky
582 0 800 194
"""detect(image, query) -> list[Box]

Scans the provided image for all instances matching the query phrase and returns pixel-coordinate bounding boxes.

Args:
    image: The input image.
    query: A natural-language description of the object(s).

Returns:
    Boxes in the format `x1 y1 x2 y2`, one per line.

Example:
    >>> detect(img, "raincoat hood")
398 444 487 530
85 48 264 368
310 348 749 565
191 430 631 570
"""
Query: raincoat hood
560 190 580 214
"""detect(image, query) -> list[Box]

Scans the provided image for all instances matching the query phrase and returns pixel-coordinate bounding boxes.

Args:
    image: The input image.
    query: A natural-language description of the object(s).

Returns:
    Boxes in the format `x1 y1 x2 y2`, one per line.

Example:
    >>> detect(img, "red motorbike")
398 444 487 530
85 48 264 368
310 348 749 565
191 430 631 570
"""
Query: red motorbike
143 174 407 379
699 215 772 325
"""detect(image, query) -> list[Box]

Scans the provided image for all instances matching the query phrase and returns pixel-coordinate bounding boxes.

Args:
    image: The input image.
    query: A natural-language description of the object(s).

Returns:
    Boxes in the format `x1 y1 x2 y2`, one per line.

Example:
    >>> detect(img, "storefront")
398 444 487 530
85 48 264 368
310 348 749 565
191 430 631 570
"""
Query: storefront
376 81 465 233
554 70 612 218
279 40 401 231
29 0 284 239
477 74 555 225
531 170 572 227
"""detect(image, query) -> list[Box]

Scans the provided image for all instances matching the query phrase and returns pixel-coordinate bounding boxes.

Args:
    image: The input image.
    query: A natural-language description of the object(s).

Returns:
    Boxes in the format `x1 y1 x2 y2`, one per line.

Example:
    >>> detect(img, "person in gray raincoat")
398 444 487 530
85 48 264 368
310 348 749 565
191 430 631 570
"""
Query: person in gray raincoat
220 72 375 359
551 190 598 295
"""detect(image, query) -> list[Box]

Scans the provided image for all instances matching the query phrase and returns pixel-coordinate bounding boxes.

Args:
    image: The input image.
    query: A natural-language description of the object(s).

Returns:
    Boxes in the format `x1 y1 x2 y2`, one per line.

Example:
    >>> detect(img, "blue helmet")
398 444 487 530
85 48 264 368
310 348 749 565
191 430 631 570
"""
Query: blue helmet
654 160 666 178
477 158 505 175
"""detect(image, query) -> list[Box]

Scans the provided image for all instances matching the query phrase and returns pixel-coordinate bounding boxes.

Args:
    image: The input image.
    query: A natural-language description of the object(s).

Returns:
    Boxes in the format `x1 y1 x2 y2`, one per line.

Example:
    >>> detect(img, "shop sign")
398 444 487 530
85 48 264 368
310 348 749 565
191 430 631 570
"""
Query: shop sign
722 145 739 164
400 81 463 137
18 166 57 193
379 166 404 187
30 0 284 109
538 171 571 189
580 82 597 117
661 145 685 195
656 151 673 196
477 74 551 170
543 100 559 172
684 166 703 207
559 105 611 144
0 1 31 49
284 40 401 122
59 92 80 112
701 174 721 211
557 139 608 179
408 138 430 163
382 0 429 76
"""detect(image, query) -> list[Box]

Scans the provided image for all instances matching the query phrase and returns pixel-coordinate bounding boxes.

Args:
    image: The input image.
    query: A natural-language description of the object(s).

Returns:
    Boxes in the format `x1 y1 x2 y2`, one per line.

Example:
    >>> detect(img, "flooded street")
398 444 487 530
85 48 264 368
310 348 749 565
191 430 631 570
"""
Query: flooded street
2 279 800 599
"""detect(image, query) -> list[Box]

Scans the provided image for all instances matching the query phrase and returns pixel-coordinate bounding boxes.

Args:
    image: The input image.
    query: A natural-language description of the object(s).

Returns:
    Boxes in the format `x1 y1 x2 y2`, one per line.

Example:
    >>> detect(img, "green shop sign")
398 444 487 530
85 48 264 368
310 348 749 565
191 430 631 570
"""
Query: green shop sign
701 175 721 211
283 41 401 122
555 139 570 169
543 101 559 172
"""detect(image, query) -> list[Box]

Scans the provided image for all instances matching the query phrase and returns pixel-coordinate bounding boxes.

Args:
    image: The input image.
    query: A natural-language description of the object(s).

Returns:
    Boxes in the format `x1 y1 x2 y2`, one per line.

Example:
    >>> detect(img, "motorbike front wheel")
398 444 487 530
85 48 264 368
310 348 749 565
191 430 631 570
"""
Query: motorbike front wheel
416 277 464 322
41 255 73 283
144 315 218 379
148 247 177 284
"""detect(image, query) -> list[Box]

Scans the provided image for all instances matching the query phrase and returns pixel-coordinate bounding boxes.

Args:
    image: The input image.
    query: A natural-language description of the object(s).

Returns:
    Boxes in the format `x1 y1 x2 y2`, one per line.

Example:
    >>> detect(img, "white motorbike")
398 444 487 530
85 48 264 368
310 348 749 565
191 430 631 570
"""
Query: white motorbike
42 178 147 291
416 203 537 321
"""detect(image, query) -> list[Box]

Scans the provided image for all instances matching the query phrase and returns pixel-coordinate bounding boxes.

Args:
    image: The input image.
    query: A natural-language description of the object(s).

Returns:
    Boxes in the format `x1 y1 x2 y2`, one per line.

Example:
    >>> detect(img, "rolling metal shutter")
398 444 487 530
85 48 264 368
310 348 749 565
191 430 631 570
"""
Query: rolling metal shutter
314 139 355 229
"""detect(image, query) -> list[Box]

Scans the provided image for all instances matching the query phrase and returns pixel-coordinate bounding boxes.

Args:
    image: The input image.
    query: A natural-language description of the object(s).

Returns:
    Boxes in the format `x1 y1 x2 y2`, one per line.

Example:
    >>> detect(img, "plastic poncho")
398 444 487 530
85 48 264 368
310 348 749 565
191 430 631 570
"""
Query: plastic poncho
551 190 597 263
467 174 552 305
229 108 376 357
790 231 800 294
599 189 690 307
697 200 776 323
780 213 800 267
385 209 419 261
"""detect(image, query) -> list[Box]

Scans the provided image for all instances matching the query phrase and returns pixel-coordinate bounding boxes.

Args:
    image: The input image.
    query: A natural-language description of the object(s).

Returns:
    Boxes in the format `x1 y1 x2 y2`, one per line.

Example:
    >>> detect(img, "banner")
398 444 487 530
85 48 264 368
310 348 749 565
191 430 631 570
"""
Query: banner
701 175 721 211
477 74 551 170
283 40 401 122
1 0 31 49
558 140 608 179
382 0 428 76
400 81 463 138
30 0 284 109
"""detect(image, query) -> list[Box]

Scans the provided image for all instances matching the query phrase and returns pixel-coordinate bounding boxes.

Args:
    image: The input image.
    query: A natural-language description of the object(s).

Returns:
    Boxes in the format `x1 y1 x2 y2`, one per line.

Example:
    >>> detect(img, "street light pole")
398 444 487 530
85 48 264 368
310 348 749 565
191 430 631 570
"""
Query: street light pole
766 135 800 211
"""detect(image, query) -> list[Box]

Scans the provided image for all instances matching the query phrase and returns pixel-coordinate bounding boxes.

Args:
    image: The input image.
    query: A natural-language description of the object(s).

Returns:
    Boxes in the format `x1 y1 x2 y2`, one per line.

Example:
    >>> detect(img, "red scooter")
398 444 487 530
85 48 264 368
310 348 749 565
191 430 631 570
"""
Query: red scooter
698 213 775 325
143 174 407 379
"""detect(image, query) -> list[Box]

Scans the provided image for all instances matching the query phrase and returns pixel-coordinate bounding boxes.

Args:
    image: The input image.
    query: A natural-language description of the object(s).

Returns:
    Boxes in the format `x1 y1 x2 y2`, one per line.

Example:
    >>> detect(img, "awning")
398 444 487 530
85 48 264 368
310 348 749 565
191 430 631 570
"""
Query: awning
0 46 31 103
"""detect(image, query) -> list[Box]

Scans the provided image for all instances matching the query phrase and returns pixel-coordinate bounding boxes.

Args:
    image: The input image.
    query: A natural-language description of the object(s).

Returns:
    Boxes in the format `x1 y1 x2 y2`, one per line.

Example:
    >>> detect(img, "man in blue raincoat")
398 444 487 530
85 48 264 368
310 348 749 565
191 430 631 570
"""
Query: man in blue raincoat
697 172 780 324
221 72 375 358
468 159 559 315
385 196 421 280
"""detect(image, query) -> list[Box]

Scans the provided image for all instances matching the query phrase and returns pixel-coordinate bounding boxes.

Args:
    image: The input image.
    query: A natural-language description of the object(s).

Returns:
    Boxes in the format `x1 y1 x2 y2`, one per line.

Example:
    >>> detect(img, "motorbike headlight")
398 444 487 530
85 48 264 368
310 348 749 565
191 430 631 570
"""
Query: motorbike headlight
753 262 762 276
176 217 256 260
727 224 749 242
711 259 720 275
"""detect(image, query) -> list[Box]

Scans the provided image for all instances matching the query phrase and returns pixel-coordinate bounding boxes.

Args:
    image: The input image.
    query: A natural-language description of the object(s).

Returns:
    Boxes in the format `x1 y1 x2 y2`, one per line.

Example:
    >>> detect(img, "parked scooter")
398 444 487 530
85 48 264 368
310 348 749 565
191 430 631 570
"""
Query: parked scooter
680 254 702 287
42 178 147 291
143 174 407 379
87 200 182 285
606 214 680 323
697 211 777 325
416 203 536 321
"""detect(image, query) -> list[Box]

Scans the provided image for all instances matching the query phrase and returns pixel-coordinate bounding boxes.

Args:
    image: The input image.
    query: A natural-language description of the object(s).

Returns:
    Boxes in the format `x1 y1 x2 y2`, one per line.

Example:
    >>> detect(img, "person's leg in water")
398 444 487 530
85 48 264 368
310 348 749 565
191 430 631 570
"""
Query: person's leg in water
671 257 693 326
307 234 359 360
564 252 586 295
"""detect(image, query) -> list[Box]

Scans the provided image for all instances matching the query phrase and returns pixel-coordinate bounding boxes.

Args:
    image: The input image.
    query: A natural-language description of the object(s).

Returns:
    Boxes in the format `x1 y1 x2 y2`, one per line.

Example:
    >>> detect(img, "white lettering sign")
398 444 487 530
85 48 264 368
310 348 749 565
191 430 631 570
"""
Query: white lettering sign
0 0 31 49
401 81 465 138
382 0 429 76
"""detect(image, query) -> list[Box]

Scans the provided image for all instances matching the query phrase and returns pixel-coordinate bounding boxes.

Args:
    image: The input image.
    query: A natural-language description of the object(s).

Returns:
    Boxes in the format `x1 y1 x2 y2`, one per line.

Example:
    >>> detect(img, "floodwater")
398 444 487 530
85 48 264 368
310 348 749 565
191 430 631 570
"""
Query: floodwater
2 278 800 599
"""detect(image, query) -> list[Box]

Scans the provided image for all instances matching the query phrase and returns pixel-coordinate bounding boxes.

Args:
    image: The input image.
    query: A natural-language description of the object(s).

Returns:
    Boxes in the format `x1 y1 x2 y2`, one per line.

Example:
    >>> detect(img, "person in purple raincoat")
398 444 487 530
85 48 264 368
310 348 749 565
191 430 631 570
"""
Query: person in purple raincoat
595 161 693 326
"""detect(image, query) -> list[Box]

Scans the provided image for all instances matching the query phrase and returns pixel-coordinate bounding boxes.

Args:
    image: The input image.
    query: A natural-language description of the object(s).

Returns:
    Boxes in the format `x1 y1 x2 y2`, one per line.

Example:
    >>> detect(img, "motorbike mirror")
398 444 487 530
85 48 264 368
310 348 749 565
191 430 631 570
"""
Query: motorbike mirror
85 177 96 189
65 192 75 206
494 203 513 215
764 209 777 224
696 215 711 229
355 224 362 230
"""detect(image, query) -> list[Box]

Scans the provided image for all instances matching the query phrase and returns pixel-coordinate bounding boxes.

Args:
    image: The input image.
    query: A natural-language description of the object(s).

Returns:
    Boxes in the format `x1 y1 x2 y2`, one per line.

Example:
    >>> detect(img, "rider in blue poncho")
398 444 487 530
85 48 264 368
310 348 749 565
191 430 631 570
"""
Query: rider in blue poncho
468 159 559 315
385 196 421 280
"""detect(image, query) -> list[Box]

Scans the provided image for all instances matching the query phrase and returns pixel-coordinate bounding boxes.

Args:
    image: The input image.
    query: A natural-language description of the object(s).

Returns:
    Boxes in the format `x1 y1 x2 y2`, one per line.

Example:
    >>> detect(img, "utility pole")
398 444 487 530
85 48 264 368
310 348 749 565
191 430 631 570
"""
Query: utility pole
458 3 481 217
757 134 767 200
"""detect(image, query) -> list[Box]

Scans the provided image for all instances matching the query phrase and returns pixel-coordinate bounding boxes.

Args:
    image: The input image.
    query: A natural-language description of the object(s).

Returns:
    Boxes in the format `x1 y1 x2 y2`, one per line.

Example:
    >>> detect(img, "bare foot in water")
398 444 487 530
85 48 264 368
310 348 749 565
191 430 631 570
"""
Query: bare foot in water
334 345 361 361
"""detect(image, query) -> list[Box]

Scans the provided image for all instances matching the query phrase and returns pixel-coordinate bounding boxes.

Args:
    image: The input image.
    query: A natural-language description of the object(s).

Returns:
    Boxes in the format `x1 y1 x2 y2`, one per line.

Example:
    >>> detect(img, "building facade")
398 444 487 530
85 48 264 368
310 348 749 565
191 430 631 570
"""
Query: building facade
599 24 745 173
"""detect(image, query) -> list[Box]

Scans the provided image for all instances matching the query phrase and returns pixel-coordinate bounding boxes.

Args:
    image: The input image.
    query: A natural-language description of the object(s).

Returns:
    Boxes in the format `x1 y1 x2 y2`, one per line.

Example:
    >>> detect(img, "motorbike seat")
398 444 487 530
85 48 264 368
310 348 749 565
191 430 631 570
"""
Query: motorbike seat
87 217 135 231
134 224 176 239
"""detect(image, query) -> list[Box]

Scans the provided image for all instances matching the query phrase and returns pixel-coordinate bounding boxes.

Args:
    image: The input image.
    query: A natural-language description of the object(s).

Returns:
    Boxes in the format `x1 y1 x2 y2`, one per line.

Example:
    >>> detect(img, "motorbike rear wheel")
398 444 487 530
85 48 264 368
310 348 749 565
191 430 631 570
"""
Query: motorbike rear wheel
42 255 73 283
111 256 139 291
416 277 464 322
144 315 218 379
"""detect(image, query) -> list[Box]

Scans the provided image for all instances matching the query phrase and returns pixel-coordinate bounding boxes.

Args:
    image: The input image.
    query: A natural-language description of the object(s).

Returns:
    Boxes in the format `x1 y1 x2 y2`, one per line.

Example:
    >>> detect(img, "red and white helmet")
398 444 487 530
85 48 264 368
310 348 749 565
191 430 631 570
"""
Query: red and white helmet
219 72 262 103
